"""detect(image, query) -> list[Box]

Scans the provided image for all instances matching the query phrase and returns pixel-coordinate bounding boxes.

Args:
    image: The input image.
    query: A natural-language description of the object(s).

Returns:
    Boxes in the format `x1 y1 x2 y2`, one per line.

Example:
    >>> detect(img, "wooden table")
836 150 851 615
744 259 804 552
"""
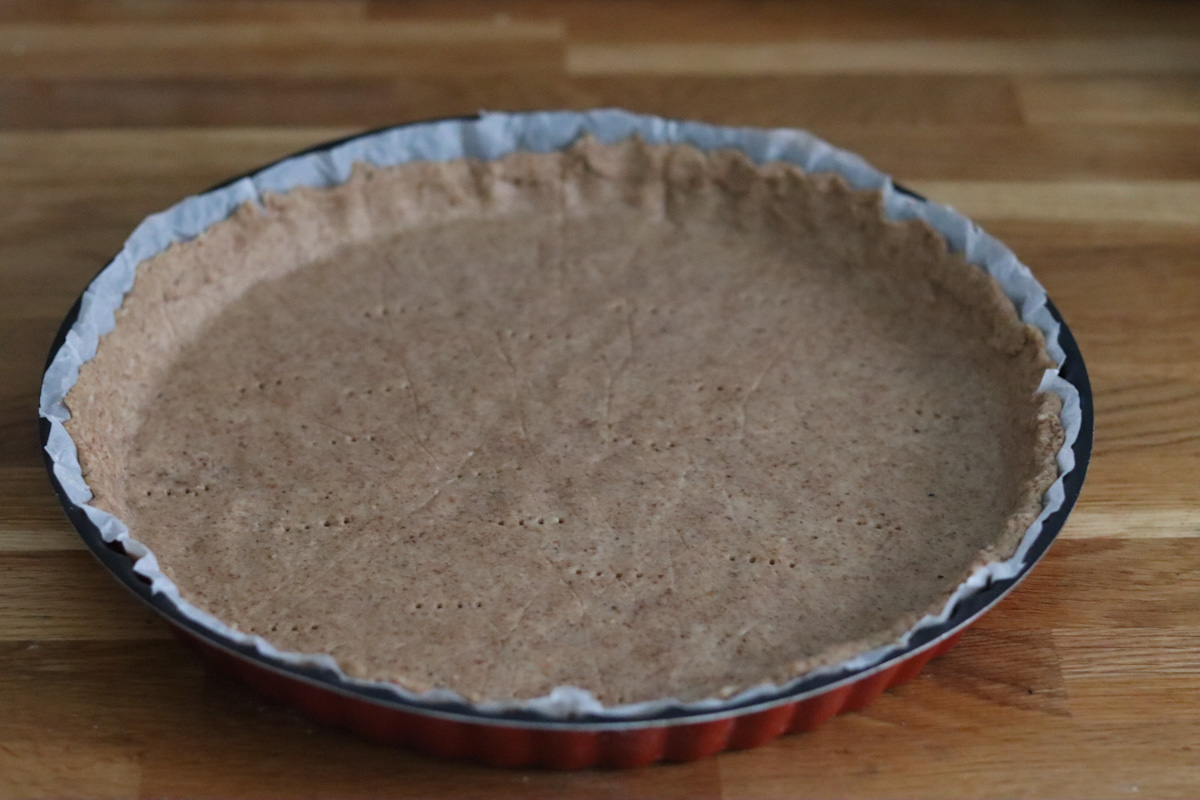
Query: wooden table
3 2 1198 796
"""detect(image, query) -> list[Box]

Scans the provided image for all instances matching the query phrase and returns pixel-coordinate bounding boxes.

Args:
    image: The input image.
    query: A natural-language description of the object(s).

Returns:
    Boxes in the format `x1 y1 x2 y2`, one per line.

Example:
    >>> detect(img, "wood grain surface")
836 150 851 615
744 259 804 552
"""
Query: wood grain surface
2 1 1198 797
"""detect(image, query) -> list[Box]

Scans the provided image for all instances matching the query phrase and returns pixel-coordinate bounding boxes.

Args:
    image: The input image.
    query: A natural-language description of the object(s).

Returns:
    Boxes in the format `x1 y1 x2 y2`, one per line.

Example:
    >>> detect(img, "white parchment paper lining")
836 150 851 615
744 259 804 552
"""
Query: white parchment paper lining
40 110 1082 721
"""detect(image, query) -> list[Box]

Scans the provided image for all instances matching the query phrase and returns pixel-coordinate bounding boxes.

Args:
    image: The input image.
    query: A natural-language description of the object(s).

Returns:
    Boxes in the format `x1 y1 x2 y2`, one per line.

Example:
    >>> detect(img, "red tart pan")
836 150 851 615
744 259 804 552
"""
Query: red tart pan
40 112 1093 769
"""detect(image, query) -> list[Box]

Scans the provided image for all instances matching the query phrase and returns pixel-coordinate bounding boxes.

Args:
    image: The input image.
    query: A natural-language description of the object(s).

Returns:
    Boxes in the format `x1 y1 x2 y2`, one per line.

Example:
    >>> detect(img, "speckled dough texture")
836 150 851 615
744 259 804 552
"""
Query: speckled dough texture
66 138 1063 705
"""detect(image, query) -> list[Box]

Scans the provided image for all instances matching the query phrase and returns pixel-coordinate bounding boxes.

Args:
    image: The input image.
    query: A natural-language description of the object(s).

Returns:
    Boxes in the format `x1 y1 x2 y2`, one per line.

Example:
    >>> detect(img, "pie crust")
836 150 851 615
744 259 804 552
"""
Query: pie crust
65 137 1063 705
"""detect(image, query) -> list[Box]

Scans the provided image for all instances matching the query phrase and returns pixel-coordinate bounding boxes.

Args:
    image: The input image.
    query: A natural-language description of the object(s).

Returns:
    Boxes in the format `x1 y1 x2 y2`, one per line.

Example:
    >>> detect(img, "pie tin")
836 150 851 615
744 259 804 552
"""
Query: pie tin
39 113 1093 768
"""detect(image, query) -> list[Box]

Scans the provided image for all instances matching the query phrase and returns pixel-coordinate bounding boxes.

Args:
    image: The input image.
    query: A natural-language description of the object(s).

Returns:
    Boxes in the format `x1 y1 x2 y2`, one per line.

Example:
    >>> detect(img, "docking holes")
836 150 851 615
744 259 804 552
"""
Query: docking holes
148 483 212 498
362 304 413 319
564 567 668 583
501 514 565 527
278 515 353 534
413 600 484 612
727 553 797 569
